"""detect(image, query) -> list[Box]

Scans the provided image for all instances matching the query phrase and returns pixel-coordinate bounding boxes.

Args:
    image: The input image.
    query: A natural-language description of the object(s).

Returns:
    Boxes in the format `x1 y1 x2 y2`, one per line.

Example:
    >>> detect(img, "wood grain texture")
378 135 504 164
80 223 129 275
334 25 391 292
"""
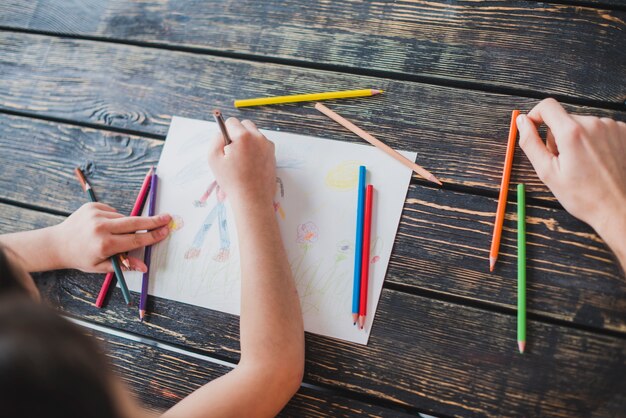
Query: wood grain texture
37 270 626 417
1 203 624 416
1 33 625 204
0 0 624 104
87 330 415 417
0 113 624 334
540 0 626 8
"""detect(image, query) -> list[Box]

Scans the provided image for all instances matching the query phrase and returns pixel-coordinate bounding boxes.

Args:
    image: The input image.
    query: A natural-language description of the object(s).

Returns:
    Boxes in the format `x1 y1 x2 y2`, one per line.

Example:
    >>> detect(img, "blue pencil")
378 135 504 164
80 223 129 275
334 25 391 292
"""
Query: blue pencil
352 166 367 324
140 169 158 321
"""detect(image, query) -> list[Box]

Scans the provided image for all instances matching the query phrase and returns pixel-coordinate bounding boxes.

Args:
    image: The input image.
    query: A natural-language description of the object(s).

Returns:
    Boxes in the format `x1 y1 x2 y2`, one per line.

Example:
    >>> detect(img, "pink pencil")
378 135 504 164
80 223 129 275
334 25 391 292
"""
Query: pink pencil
358 185 374 329
95 167 154 308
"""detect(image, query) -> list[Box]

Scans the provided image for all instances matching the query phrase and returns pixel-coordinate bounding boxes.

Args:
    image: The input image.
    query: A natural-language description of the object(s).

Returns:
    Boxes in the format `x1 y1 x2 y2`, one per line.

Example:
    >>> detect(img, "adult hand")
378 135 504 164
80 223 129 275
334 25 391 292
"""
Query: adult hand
517 98 626 269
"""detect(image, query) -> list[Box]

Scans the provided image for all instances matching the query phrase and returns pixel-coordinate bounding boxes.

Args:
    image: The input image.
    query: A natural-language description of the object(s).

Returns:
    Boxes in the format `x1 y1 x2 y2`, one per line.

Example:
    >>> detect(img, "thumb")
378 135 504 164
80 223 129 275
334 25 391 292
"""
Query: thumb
517 114 557 184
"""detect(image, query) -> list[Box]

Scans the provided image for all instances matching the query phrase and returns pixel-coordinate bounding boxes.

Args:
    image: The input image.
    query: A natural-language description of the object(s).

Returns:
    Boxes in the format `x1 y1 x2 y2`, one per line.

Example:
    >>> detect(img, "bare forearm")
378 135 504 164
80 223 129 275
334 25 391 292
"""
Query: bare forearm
596 212 626 273
168 117 304 417
233 199 304 367
0 226 64 272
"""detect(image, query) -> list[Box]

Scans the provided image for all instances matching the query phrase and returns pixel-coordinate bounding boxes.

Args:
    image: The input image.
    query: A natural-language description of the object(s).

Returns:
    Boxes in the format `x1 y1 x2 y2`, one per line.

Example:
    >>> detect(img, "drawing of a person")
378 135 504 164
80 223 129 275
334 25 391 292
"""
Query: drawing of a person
274 177 286 220
185 180 230 262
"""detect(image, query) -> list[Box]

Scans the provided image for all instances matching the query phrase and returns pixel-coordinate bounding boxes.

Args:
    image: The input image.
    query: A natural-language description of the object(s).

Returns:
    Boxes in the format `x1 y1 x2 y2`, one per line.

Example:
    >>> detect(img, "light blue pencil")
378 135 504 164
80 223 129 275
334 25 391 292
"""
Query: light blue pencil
352 166 367 324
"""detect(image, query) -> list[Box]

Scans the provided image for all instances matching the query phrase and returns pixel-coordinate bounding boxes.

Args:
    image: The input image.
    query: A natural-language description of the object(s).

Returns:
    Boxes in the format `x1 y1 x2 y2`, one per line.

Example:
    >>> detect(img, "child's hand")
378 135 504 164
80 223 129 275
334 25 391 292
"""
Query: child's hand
517 98 626 266
54 202 171 273
208 118 277 208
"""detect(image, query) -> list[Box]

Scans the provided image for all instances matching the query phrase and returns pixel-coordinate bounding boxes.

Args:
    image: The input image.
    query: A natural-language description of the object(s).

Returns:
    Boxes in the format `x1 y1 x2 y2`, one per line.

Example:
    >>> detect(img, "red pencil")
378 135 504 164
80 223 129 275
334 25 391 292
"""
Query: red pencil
95 166 154 308
358 185 374 329
95 271 115 308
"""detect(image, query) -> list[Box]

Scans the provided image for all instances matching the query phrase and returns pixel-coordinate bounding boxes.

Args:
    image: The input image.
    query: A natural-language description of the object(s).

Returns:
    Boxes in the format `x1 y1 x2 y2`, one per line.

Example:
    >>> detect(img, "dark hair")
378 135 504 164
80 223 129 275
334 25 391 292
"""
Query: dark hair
0 247 123 418
0 244 31 297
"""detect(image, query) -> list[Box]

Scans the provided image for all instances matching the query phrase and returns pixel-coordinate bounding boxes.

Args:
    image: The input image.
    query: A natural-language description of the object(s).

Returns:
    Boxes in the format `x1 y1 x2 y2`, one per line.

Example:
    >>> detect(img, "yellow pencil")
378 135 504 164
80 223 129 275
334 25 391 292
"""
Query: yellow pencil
315 103 442 186
234 89 383 108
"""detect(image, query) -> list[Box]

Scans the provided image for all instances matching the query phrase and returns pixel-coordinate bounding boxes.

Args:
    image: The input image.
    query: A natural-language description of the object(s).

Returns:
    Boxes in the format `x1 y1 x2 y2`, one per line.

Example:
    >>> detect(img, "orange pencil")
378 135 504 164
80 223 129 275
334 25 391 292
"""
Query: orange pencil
119 254 131 269
489 110 520 272
315 103 442 186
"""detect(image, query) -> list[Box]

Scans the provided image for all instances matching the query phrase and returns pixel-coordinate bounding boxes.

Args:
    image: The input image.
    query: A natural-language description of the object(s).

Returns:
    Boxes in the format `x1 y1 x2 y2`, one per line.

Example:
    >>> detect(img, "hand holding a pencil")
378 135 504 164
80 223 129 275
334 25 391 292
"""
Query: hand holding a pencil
54 202 171 273
207 117 277 208
517 98 626 269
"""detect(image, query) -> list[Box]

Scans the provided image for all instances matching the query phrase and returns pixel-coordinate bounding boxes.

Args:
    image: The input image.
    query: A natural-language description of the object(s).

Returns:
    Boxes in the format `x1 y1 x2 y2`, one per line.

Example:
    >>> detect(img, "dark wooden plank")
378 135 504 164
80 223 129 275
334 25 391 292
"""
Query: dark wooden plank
539 0 626 8
1 34 625 205
0 1 624 104
1 202 626 416
1 203 624 416
0 114 624 334
40 268 626 417
86 329 415 417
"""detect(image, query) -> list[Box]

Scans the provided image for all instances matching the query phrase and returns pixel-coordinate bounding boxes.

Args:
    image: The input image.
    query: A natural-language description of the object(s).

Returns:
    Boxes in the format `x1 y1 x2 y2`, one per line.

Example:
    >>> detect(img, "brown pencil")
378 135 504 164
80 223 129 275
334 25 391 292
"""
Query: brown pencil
315 103 441 185
489 110 520 272
212 109 232 145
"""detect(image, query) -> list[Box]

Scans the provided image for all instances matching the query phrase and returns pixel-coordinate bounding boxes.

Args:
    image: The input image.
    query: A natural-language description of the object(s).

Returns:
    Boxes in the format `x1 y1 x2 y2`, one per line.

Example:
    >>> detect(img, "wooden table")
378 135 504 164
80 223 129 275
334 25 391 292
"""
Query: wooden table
1 1 625 416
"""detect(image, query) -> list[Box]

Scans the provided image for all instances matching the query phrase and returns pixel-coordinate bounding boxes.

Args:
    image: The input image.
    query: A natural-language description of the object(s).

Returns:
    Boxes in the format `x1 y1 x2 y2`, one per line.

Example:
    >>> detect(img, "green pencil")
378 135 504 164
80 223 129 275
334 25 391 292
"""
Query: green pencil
517 183 526 354
74 168 132 305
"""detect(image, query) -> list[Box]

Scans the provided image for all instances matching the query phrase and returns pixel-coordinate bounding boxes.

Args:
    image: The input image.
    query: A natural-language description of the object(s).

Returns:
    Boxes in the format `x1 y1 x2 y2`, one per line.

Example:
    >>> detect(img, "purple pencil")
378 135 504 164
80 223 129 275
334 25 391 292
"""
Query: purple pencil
140 169 158 321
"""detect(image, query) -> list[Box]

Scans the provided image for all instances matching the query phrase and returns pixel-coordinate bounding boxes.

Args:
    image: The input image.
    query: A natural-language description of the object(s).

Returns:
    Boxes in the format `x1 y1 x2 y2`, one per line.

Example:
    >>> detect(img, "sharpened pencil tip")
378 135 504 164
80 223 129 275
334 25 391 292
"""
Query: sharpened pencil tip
371 89 383 95
489 257 497 272
73 167 89 192
518 341 525 354
429 174 443 186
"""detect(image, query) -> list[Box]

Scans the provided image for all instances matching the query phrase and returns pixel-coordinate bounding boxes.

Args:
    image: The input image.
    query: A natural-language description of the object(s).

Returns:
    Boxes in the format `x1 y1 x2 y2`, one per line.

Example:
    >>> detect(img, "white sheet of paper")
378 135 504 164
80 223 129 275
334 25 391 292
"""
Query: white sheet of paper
126 116 415 344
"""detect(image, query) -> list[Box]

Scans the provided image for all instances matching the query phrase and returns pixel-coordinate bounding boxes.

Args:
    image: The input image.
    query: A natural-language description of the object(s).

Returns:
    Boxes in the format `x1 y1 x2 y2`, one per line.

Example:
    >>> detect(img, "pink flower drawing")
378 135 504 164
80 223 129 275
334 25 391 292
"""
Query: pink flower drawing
297 222 319 245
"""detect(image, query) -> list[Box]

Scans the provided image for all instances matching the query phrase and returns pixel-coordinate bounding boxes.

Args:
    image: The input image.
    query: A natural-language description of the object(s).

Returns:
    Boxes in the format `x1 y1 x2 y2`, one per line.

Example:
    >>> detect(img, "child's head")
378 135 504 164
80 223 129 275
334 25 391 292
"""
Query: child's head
0 244 40 301
0 246 133 418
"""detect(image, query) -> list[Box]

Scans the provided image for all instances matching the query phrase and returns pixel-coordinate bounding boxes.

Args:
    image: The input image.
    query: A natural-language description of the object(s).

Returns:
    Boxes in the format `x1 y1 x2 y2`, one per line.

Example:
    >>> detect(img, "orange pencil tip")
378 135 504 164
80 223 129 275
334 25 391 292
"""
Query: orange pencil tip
73 167 88 191
489 257 496 272
518 341 526 354
120 257 131 269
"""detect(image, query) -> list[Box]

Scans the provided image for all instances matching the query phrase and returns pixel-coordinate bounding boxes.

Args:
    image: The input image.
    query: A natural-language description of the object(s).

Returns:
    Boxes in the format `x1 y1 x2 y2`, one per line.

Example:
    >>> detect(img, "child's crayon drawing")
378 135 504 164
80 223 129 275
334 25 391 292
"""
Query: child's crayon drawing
274 177 286 220
124 117 416 345
185 180 230 262
325 160 361 190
